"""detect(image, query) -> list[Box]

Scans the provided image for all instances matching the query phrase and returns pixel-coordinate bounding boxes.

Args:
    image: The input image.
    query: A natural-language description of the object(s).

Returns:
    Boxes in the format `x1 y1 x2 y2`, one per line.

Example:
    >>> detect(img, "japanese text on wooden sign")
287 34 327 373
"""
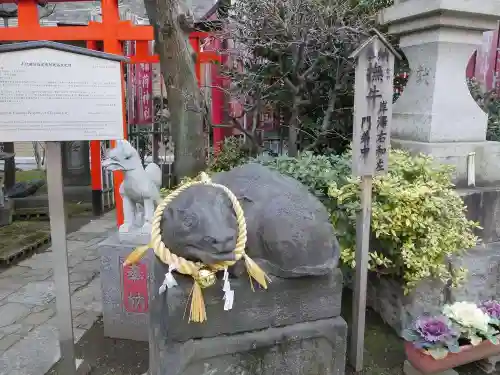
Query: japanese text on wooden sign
352 37 395 177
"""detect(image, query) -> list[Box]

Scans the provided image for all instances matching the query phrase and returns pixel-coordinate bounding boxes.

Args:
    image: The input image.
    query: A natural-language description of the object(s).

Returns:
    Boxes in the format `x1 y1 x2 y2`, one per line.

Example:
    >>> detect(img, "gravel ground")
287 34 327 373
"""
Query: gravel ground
78 318 148 375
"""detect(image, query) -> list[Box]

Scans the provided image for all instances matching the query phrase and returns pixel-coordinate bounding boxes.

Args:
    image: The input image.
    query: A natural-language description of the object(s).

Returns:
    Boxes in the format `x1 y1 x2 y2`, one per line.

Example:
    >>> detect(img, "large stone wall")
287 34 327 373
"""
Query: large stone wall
366 275 445 336
358 185 500 336
362 241 500 336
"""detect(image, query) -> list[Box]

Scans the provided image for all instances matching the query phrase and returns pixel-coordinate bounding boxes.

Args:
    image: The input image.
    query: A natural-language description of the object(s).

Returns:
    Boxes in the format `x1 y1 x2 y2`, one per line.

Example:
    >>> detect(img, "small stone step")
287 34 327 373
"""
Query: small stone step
477 354 500 374
404 361 458 375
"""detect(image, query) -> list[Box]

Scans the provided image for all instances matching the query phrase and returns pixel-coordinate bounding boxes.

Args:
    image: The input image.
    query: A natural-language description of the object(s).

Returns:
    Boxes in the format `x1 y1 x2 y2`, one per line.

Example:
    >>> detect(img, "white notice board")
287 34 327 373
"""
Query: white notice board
0 47 124 142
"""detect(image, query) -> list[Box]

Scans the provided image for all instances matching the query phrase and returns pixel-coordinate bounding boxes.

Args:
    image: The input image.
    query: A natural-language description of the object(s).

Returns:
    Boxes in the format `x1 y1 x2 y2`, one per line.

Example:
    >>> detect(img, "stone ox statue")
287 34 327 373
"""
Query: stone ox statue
161 163 340 278
148 163 346 375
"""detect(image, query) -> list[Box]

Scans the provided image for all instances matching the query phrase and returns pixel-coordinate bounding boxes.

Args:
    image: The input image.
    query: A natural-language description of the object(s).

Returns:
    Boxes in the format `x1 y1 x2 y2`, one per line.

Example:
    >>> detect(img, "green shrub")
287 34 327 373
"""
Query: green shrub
468 78 500 142
160 136 249 197
328 150 479 293
208 137 250 173
162 147 477 294
252 151 350 207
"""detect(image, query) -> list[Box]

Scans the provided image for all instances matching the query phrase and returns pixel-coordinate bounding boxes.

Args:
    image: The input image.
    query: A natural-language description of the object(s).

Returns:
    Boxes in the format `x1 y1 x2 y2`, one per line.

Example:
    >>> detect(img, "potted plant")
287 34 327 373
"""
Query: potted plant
404 301 500 374
479 300 500 330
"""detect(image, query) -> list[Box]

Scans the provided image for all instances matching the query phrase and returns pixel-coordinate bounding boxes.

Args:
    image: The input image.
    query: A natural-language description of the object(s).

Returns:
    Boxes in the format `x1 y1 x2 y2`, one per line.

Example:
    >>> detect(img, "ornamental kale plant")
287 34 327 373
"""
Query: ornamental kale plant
403 316 460 359
406 301 500 359
480 300 500 327
443 301 499 346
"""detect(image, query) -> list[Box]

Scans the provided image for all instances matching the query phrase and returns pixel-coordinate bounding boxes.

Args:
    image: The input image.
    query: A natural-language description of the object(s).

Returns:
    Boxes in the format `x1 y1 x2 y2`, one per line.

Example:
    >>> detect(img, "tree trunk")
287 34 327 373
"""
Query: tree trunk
288 98 299 157
3 142 15 191
144 0 206 182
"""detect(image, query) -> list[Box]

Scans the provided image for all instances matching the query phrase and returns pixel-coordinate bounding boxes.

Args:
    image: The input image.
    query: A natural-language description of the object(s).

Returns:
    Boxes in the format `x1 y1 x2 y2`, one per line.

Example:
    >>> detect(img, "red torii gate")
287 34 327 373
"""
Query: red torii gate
0 0 221 226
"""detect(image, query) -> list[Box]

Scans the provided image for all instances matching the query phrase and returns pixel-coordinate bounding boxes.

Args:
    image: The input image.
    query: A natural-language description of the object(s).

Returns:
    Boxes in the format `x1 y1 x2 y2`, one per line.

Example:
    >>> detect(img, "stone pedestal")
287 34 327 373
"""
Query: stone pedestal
99 231 152 341
379 0 500 186
150 318 347 375
148 257 347 375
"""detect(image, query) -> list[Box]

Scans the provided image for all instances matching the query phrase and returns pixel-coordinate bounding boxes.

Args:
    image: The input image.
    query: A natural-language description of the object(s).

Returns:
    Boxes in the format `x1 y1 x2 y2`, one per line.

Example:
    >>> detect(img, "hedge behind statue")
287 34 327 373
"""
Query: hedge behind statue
328 149 479 293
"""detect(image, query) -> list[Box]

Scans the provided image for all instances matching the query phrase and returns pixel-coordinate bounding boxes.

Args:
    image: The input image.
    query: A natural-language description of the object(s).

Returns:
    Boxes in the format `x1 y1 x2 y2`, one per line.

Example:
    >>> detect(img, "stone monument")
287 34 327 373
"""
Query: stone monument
375 2 500 373
147 163 347 375
99 140 162 341
379 0 500 186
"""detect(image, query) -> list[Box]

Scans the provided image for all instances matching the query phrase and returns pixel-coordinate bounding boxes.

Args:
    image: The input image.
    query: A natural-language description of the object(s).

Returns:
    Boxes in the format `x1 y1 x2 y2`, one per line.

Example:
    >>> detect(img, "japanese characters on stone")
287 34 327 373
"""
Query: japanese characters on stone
351 36 395 177
121 259 149 314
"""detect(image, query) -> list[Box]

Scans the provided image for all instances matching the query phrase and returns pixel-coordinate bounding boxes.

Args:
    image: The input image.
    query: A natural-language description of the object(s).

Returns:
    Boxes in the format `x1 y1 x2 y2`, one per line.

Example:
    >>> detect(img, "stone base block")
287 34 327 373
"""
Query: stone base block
365 274 445 336
149 317 347 375
149 255 344 342
391 139 500 187
361 242 500 336
404 361 457 375
477 354 500 374
99 230 152 341
448 242 500 303
458 186 500 243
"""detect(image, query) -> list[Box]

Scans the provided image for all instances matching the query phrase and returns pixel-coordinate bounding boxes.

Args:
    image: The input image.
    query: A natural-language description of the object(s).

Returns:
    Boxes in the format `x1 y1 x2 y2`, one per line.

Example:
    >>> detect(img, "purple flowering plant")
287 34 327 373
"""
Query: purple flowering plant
403 315 460 359
480 300 500 327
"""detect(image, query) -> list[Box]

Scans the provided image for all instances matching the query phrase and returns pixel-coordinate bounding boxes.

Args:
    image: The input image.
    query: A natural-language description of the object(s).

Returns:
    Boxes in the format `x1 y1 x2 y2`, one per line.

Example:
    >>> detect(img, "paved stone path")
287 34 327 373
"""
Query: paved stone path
0 211 117 375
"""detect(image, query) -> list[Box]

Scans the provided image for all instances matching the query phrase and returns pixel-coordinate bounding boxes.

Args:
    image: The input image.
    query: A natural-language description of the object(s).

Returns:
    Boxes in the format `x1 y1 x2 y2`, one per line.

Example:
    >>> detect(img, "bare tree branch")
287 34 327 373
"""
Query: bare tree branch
212 0 375 155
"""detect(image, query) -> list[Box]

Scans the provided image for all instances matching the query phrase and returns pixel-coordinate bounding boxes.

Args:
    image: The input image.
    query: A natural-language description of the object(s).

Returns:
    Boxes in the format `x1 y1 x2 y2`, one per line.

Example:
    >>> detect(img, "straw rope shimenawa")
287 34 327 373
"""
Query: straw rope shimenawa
123 172 271 323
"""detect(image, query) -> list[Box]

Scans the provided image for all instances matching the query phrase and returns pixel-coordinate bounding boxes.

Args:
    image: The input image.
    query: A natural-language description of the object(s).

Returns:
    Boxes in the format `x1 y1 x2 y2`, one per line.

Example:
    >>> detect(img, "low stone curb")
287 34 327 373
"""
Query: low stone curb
0 234 51 266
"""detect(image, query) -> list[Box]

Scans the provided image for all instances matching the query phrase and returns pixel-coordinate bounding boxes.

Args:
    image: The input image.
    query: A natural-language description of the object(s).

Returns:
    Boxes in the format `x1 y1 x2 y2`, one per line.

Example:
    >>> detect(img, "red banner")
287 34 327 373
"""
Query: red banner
135 62 153 125
125 41 153 125
121 257 149 313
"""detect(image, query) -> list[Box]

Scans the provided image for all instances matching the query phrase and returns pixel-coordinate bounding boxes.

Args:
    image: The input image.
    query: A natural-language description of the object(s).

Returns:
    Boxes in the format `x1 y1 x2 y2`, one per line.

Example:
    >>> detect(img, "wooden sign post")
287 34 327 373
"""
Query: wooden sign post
0 41 126 375
348 29 401 372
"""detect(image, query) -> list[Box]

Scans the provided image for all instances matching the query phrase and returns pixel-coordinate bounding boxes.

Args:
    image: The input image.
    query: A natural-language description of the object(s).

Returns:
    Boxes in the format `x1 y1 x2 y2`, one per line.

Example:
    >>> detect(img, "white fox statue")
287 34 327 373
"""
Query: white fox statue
102 140 162 235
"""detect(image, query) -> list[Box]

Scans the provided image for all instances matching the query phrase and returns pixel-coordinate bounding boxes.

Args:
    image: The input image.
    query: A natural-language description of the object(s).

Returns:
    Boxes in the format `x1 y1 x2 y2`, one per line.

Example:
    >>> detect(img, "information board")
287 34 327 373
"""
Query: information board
0 47 124 142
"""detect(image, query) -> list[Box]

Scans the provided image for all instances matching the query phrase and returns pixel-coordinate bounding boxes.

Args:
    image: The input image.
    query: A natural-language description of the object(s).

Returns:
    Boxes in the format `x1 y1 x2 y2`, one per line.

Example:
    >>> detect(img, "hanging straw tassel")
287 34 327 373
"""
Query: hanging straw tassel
123 244 150 266
189 280 207 323
244 254 271 291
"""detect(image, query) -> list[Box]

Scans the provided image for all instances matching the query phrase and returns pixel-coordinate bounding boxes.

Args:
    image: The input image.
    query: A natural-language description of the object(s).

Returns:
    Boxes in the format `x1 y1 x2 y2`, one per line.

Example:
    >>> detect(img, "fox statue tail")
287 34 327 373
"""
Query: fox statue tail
145 162 162 202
